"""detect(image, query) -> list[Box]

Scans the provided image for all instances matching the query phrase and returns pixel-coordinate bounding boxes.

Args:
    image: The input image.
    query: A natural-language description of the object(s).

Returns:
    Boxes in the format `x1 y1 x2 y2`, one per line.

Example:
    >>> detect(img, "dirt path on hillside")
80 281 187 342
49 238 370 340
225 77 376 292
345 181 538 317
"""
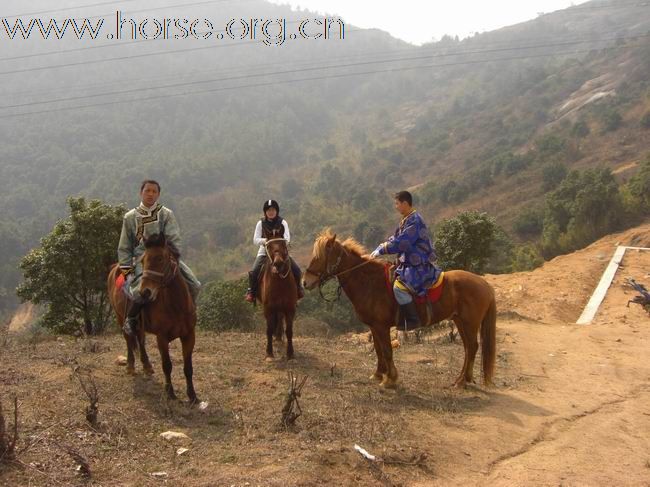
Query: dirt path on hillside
1 225 649 486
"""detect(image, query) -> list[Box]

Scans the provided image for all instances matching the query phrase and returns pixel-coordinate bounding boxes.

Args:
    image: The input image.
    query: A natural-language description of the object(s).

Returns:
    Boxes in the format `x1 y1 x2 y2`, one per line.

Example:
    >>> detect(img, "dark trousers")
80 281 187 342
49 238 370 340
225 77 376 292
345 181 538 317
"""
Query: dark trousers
248 255 302 296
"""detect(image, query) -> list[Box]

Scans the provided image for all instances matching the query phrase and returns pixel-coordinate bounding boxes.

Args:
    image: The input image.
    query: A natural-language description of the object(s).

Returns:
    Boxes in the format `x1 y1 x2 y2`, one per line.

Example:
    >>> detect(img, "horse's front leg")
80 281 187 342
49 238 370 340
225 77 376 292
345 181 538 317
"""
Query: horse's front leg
265 311 276 362
156 335 177 400
122 333 137 375
369 326 387 381
376 325 398 388
180 330 198 404
137 328 154 375
285 310 295 361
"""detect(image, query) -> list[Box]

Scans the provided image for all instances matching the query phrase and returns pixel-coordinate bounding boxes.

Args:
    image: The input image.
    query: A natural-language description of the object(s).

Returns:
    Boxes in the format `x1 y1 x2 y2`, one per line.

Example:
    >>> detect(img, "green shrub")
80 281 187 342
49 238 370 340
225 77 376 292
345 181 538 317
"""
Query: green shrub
197 278 255 332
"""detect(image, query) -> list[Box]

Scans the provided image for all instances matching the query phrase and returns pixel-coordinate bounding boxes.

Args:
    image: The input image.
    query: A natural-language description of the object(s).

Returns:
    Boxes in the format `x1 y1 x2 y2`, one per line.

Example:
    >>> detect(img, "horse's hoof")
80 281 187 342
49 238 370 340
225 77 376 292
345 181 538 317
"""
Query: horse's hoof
452 380 466 389
126 367 136 376
379 380 397 390
369 373 383 381
144 366 155 375
265 356 274 363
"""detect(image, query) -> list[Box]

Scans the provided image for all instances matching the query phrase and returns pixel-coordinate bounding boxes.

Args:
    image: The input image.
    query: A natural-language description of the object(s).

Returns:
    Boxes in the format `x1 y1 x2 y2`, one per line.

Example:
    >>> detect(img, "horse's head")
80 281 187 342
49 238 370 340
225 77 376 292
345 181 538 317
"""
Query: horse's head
140 233 177 301
265 238 290 276
303 229 340 290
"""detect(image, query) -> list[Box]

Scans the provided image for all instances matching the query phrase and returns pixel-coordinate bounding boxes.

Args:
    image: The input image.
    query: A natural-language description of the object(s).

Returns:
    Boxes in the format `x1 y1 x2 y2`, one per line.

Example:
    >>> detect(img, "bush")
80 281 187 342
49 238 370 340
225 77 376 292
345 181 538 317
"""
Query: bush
599 107 622 133
510 244 544 272
197 278 255 331
542 161 568 192
641 111 650 129
435 210 498 274
571 120 590 138
513 207 544 238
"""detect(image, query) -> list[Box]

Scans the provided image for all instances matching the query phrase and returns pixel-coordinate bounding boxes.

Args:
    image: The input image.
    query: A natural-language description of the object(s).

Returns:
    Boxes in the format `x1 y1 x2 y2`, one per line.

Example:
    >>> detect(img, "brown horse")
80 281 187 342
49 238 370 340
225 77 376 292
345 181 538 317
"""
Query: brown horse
257 238 298 361
303 229 496 389
107 234 198 403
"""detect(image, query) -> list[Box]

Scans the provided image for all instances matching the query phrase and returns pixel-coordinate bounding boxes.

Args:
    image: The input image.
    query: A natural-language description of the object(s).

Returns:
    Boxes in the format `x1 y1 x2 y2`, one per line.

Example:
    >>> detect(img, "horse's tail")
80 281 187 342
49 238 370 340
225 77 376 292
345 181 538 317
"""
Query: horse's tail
480 296 497 385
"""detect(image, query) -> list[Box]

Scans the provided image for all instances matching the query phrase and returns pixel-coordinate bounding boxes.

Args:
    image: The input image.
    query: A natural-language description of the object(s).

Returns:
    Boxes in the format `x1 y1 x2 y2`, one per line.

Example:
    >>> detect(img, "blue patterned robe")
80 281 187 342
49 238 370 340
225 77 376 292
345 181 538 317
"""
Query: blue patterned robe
374 210 440 296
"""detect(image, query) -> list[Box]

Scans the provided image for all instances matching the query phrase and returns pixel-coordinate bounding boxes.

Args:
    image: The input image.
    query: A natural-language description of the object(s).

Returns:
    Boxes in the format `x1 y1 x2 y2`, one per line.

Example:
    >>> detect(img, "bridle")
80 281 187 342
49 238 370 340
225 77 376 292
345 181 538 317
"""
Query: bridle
141 251 179 287
265 238 292 279
305 240 375 303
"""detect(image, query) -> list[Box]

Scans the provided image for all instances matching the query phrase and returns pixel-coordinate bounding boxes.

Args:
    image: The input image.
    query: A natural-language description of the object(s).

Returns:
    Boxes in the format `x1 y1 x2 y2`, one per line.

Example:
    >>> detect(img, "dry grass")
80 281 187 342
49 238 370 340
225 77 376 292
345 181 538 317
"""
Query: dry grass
0 319 502 486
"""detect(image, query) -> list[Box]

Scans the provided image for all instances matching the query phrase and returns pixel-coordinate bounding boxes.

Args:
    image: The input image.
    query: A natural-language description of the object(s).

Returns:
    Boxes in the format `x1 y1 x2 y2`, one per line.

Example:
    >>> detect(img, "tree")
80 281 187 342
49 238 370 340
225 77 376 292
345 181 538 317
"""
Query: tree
627 155 650 211
434 211 498 274
542 161 568 192
513 206 544 238
17 198 125 335
541 168 624 258
197 278 255 331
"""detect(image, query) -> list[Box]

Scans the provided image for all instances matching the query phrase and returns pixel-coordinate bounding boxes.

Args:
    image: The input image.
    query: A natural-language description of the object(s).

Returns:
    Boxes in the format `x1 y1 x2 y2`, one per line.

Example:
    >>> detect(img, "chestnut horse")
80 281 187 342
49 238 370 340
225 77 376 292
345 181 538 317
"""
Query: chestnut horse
303 229 496 389
107 234 198 403
257 238 298 361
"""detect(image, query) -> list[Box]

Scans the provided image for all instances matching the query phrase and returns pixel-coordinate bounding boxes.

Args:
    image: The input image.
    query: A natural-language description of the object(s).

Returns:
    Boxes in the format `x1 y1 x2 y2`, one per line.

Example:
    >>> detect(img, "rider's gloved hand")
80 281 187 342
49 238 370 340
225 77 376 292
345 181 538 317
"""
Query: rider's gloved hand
120 267 133 277
369 250 380 259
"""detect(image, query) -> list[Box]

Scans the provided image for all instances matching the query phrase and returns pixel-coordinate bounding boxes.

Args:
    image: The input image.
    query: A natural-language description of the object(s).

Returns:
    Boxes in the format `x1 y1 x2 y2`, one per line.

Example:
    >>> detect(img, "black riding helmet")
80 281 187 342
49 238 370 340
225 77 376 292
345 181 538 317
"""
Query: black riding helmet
263 199 280 214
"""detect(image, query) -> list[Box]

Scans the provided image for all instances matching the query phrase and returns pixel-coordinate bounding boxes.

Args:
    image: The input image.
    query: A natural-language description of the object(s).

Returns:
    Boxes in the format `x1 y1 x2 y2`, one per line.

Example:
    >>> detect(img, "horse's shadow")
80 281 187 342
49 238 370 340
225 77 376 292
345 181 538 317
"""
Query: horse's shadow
375 385 555 426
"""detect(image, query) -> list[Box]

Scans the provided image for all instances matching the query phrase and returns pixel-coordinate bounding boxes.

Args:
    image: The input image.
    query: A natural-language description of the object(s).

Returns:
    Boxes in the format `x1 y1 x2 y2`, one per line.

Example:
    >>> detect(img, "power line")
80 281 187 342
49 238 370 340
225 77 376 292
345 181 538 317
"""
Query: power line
5 24 647 101
542 0 650 13
0 16 348 64
1 31 645 110
2 0 138 18
3 0 646 65
1 0 252 20
0 41 642 120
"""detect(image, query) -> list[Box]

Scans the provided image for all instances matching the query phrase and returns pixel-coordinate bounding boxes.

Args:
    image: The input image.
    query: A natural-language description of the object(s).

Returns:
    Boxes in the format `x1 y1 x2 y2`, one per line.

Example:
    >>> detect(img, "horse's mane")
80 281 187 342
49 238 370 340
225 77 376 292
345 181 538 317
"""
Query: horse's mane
314 228 369 259
144 233 166 248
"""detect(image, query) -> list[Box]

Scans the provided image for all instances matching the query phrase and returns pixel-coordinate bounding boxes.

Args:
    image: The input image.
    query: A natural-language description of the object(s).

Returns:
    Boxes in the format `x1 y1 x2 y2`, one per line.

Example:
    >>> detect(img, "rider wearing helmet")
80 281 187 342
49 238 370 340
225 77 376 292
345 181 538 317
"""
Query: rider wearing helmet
245 199 304 303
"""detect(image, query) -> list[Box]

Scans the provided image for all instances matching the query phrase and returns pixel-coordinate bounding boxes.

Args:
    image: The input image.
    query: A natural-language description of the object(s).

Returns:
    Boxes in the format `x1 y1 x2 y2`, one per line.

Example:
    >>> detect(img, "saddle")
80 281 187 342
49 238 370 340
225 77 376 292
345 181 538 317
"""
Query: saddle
384 264 445 328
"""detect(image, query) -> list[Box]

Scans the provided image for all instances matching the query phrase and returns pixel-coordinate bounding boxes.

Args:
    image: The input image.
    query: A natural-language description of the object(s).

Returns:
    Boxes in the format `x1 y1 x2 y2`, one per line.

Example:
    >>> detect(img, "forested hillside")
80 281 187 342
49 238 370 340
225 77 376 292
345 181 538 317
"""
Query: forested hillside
2 0 650 318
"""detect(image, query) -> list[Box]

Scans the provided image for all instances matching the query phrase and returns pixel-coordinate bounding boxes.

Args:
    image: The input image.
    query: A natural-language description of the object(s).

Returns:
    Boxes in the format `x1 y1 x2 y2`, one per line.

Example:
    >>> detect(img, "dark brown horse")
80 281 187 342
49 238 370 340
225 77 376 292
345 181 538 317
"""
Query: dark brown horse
303 229 496 389
107 234 198 403
257 238 298 361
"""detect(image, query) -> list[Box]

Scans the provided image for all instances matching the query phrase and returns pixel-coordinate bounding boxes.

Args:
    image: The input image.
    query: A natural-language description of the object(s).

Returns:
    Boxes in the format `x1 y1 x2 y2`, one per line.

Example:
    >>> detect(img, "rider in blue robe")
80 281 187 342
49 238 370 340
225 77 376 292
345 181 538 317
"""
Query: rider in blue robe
370 191 440 330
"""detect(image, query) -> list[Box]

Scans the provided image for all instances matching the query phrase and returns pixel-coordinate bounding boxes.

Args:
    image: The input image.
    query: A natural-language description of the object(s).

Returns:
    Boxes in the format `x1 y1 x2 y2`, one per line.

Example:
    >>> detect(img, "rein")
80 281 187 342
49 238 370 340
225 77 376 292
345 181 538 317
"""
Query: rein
306 242 376 303
142 256 179 287
264 238 292 279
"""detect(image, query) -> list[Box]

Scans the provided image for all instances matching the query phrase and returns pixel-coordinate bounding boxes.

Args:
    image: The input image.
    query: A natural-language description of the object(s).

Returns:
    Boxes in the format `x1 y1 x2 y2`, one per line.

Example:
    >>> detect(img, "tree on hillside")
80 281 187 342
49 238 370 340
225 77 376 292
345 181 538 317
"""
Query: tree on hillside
541 168 624 258
627 155 650 211
17 198 125 335
435 210 498 274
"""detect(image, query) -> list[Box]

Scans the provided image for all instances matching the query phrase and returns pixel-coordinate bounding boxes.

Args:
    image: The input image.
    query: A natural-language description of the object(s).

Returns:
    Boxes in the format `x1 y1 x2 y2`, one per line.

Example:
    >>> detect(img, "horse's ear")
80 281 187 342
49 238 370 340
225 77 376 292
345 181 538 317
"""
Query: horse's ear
327 233 337 247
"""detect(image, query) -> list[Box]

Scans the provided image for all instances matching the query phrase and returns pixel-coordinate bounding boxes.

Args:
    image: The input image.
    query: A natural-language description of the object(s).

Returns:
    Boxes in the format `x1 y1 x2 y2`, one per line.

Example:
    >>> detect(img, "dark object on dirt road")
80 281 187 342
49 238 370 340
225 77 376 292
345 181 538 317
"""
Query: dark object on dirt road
626 278 650 315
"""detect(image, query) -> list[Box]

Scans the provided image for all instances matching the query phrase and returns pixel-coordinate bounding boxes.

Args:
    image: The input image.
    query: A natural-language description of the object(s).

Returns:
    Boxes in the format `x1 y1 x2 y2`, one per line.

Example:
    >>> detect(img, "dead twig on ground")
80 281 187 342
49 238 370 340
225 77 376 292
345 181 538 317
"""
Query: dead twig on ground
281 371 308 428
58 443 91 478
0 396 18 463
71 367 99 428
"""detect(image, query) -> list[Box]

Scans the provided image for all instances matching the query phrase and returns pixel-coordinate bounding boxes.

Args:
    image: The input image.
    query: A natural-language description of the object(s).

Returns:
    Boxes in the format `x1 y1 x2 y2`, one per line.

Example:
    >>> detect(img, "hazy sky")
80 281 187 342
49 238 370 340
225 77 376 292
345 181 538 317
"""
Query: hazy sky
268 0 591 45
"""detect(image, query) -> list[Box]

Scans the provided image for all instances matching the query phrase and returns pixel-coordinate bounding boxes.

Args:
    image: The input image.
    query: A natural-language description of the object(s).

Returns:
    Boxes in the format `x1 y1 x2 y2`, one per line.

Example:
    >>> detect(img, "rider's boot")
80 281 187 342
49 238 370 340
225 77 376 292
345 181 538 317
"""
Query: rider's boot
123 300 145 336
397 301 421 332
